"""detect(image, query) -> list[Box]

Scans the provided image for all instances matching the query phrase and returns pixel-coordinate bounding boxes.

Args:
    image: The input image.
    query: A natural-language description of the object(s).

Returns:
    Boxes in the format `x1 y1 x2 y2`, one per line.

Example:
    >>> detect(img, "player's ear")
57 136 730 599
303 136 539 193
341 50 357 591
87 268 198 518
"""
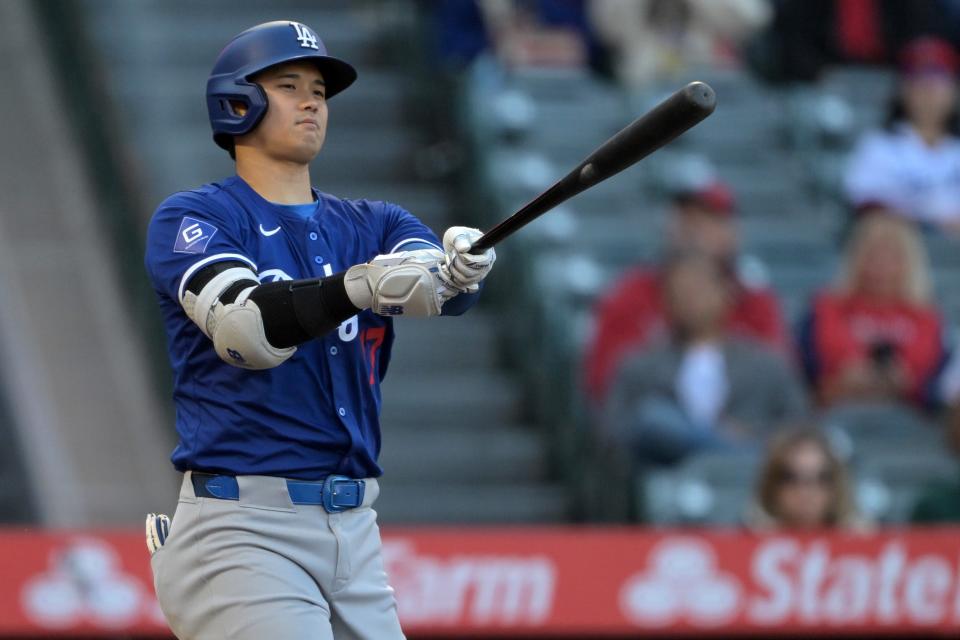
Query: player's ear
230 100 249 117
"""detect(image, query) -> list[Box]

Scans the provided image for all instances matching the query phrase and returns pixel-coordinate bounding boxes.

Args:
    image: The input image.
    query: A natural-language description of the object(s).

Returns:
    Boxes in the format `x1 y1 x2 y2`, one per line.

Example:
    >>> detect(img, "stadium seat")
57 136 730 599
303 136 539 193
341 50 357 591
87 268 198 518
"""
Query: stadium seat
823 403 945 459
640 451 761 525
856 452 959 523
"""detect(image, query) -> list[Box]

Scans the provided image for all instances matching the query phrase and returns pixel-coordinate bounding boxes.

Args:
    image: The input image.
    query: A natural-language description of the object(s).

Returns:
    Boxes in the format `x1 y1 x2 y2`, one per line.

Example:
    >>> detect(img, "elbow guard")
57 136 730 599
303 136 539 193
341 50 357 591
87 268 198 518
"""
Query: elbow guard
208 287 297 369
182 264 296 370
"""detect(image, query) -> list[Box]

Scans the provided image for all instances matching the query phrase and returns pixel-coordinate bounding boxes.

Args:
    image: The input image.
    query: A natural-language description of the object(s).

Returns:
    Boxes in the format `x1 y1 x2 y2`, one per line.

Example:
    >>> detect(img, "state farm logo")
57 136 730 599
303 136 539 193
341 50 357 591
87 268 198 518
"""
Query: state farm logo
383 539 556 626
620 537 960 630
20 539 164 628
620 538 741 627
748 539 960 626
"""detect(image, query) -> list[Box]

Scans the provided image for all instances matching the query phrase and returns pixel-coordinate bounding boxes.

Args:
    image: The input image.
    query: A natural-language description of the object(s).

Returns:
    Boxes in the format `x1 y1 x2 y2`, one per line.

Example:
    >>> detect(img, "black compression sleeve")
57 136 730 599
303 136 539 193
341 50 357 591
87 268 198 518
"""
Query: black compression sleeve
248 271 360 348
184 261 361 350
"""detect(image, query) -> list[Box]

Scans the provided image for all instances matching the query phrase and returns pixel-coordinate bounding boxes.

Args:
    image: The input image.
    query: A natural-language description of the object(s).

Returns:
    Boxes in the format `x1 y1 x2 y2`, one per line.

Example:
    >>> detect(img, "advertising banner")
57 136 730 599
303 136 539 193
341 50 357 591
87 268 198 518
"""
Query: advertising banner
1 527 958 636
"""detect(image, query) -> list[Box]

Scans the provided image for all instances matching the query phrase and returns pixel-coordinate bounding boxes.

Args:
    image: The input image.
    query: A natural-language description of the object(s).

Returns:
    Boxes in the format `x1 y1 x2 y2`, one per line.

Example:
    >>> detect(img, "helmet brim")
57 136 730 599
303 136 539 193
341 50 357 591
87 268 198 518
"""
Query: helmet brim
247 53 357 99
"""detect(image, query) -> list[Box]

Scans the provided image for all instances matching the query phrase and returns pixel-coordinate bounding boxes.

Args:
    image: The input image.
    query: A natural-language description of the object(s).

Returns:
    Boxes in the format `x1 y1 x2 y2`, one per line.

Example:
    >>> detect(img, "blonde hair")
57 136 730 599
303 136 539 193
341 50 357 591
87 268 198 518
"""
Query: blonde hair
836 214 932 305
755 428 861 528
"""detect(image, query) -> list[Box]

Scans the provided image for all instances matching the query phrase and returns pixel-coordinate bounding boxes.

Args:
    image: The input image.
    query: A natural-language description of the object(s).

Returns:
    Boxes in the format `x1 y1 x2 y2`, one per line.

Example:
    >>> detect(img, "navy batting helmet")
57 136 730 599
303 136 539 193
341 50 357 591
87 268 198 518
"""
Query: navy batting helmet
206 20 357 153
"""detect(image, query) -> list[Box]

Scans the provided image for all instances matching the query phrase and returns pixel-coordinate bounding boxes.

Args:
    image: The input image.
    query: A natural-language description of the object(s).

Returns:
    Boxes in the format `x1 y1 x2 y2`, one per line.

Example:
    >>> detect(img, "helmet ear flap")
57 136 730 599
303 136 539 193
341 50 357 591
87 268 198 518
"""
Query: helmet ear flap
206 76 269 151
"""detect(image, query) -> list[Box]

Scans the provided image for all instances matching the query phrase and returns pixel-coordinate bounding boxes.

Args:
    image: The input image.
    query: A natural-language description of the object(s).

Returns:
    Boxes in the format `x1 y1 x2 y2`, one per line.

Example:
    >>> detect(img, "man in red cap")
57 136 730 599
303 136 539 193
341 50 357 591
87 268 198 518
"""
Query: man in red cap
583 179 789 405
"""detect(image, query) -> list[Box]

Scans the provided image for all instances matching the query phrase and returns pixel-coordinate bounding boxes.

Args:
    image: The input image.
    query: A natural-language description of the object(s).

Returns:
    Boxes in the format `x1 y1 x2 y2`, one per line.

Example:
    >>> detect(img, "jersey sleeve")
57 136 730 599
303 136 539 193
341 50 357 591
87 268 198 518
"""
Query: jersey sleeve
377 201 442 254
144 192 257 303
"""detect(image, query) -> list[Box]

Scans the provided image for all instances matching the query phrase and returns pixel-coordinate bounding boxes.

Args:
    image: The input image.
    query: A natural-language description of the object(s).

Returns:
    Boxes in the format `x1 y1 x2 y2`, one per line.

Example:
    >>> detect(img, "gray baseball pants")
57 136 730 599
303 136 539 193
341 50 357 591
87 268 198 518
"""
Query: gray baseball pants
150 471 404 639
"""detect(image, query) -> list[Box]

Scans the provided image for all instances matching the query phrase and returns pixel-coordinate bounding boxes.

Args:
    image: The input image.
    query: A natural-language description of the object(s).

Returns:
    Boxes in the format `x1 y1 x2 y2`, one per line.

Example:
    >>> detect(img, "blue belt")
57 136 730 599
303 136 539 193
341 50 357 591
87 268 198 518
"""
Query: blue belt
191 472 365 513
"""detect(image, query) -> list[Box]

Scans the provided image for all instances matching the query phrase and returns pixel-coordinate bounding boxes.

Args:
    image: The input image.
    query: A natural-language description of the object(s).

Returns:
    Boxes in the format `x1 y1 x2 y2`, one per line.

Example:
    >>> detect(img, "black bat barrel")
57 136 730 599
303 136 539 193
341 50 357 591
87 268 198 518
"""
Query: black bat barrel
469 81 716 253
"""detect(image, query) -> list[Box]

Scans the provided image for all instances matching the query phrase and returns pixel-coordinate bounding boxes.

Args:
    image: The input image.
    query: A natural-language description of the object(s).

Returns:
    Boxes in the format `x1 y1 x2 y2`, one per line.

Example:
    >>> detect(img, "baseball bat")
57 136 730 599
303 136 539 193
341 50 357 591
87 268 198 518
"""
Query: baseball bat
469 81 717 253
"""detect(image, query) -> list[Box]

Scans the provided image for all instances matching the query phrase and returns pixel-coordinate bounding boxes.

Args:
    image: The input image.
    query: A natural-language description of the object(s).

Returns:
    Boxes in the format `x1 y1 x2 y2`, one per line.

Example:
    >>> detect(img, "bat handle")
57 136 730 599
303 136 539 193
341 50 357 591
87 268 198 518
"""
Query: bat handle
469 234 492 254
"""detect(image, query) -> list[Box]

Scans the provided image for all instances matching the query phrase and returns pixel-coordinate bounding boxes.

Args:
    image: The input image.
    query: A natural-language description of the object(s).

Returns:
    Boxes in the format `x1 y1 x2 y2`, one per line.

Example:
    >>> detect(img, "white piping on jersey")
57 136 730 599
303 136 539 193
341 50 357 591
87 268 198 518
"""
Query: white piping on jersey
389 237 442 254
178 252 258 302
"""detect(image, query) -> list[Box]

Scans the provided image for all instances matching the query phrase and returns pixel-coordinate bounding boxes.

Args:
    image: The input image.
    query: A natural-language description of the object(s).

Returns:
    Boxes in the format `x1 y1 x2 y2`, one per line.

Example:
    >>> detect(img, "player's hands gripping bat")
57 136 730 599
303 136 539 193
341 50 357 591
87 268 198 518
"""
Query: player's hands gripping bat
440 226 496 293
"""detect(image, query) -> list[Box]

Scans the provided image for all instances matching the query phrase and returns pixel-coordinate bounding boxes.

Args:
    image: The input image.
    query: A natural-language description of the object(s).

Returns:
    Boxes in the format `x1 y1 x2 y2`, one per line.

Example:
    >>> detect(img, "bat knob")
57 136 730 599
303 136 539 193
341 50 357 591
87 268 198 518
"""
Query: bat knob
683 81 717 115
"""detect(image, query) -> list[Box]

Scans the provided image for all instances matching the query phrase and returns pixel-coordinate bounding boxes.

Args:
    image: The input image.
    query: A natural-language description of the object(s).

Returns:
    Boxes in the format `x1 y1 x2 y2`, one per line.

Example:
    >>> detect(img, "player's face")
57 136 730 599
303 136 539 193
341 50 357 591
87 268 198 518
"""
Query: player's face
239 62 328 163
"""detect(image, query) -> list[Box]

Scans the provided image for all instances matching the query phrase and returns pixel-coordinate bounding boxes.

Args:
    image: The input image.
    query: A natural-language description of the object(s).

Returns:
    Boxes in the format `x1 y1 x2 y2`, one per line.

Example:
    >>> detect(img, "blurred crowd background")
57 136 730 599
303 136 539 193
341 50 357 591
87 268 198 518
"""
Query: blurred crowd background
2 0 960 538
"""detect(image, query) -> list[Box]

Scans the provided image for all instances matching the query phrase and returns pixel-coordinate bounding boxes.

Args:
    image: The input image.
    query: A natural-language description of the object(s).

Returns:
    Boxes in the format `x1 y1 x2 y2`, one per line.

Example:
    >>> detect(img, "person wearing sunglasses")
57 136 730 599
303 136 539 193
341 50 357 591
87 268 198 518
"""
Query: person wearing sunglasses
745 428 869 531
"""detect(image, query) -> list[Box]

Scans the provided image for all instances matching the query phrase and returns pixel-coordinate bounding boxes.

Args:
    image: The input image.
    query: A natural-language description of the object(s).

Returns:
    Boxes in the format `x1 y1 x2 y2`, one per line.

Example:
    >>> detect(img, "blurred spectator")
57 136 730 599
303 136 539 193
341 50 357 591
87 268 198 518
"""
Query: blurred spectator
934 339 960 407
590 0 771 87
843 37 960 234
749 1 951 83
746 428 869 530
584 179 789 404
432 0 606 70
603 253 807 466
799 214 946 408
910 403 960 522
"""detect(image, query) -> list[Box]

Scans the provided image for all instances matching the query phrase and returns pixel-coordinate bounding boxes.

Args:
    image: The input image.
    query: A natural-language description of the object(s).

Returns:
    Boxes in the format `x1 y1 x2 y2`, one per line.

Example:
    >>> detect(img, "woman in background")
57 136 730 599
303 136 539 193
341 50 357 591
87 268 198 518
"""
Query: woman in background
844 37 960 234
798 214 945 408
746 428 868 530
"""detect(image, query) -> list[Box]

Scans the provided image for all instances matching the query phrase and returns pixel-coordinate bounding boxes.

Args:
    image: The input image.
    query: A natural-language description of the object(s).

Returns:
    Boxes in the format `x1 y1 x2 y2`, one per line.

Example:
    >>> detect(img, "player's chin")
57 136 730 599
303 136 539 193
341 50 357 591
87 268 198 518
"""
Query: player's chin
286 136 325 163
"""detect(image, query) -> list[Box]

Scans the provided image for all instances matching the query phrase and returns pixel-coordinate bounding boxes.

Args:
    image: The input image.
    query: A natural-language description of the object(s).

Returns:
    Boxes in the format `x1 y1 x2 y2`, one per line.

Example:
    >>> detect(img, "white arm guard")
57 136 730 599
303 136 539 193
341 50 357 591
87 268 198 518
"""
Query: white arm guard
343 249 453 317
181 265 296 370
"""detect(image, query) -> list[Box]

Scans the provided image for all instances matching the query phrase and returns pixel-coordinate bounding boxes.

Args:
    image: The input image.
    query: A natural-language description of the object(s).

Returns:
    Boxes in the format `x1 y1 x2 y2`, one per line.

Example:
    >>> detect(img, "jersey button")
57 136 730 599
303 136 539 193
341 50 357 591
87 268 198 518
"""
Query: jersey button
314 256 323 264
309 232 318 241
329 346 338 355
338 407 346 417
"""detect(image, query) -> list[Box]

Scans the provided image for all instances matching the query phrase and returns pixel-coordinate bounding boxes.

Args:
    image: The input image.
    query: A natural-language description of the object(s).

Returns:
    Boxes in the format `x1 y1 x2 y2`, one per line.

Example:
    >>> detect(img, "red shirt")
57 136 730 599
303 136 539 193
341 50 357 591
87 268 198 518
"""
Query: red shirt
806 291 944 402
583 267 789 404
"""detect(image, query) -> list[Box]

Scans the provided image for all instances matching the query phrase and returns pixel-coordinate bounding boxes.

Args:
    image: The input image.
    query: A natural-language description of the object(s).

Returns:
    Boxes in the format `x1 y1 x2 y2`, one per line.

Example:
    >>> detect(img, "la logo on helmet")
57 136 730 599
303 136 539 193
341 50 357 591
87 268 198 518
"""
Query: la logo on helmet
290 22 319 50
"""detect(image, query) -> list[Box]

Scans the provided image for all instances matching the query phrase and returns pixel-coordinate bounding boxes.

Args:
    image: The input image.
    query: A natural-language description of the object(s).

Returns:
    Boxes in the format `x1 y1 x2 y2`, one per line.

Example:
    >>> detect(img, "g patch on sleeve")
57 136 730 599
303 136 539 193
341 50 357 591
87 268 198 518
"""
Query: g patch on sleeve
174 216 218 254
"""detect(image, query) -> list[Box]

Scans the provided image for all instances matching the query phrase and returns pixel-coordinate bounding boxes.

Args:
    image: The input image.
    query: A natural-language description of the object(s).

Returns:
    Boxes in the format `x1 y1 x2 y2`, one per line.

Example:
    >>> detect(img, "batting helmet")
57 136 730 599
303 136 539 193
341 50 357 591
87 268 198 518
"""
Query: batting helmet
206 20 357 152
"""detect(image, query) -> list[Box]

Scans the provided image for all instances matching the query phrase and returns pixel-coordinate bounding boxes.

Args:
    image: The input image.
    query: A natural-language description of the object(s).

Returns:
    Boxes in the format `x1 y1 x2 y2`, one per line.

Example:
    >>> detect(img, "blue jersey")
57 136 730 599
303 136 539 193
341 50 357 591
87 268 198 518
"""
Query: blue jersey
145 175 470 480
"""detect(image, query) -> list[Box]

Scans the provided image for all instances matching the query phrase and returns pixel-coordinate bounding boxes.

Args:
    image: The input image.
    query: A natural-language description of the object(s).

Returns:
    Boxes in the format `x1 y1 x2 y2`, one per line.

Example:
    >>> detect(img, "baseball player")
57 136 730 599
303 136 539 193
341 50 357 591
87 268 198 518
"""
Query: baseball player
142 20 495 639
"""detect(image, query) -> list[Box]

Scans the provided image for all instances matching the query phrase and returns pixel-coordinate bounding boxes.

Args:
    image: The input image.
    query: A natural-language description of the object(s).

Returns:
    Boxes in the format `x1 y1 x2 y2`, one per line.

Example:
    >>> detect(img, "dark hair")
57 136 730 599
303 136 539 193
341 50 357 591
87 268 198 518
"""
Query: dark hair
884 82 960 135
756 428 859 527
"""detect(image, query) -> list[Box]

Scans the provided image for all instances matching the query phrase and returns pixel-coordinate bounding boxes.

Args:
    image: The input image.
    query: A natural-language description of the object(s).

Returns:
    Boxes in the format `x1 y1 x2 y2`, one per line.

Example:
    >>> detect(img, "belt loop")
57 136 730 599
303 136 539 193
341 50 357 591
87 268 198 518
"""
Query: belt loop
361 478 379 507
179 471 198 502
